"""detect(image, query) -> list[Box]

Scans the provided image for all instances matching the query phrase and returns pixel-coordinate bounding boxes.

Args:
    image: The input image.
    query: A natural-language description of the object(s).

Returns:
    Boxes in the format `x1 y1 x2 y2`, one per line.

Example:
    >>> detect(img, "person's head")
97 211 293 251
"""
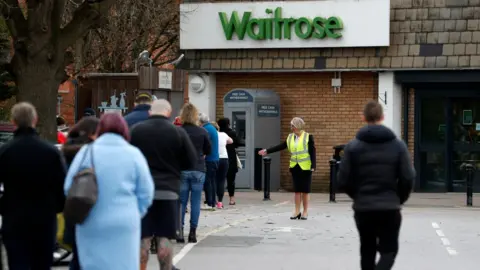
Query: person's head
96 112 130 141
149 99 172 118
11 102 38 128
211 121 219 131
83 108 96 117
179 103 199 126
217 118 230 131
134 92 153 107
68 116 100 142
362 100 384 124
56 116 66 127
199 113 210 125
290 117 305 134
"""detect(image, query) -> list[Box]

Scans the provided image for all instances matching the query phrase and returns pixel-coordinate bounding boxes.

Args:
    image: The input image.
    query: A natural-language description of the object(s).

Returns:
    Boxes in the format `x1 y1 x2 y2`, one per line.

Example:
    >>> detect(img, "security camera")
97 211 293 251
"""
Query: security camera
139 50 150 60
169 54 185 66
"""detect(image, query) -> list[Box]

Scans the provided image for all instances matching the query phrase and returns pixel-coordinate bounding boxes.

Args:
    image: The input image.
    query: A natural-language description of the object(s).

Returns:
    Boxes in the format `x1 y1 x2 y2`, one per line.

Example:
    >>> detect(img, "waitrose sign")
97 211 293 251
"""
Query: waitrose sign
180 0 390 50
219 7 343 41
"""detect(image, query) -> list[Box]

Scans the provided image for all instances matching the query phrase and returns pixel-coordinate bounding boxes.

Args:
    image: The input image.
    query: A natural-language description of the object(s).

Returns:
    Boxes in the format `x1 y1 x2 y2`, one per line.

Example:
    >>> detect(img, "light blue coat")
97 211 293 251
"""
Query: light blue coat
64 133 154 270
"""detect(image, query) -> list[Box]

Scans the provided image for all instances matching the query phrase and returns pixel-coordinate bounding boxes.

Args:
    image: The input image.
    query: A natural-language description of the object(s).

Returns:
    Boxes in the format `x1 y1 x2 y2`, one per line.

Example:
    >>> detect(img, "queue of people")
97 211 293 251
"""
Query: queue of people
0 96 413 270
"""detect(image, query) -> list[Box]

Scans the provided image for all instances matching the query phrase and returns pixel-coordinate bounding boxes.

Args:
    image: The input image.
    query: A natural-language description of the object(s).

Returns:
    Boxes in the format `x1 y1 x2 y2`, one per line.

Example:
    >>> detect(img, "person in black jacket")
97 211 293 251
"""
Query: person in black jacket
131 99 197 270
0 102 67 270
337 100 415 270
61 116 99 270
124 92 153 128
258 117 316 220
178 103 211 243
217 118 241 205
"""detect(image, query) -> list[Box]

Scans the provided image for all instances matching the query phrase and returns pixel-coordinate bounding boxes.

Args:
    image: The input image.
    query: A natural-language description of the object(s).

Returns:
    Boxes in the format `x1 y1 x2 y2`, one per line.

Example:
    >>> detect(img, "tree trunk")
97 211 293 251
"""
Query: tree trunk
15 63 61 142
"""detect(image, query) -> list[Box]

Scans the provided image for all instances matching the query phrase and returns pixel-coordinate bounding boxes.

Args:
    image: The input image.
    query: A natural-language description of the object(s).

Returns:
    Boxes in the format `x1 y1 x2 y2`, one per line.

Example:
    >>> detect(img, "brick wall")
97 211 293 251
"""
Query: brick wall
215 72 378 191
401 88 415 158
181 0 480 71
58 80 76 126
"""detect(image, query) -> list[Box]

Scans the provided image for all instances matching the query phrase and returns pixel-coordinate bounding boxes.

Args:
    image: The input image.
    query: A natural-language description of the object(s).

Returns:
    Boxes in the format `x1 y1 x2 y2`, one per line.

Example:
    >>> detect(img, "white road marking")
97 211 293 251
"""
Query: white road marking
274 226 306 233
273 200 290 207
431 222 458 256
173 212 284 265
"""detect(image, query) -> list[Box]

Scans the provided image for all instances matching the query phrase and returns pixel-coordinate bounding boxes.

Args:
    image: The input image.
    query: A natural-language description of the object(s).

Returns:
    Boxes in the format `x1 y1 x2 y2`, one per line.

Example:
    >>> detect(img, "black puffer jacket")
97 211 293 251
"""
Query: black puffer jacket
62 136 92 167
337 125 415 211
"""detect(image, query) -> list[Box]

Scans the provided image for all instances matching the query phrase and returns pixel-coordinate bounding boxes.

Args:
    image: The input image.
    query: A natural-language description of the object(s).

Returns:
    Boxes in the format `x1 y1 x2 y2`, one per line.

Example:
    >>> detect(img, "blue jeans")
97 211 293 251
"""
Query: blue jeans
180 171 206 229
204 161 219 207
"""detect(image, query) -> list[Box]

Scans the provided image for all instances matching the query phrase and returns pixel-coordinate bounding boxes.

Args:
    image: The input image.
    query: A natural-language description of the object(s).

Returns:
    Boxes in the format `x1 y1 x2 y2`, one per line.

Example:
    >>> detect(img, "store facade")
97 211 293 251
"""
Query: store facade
179 0 480 192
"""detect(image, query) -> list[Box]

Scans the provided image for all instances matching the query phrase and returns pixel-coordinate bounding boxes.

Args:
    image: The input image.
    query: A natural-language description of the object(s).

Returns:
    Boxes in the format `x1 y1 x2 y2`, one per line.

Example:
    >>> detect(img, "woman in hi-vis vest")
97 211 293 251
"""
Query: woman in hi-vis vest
258 117 316 220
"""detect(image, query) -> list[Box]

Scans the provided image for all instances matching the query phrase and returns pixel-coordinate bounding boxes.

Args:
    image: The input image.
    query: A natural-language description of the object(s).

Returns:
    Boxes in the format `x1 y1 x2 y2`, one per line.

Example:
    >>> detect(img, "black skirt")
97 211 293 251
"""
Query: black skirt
290 164 312 193
141 200 178 239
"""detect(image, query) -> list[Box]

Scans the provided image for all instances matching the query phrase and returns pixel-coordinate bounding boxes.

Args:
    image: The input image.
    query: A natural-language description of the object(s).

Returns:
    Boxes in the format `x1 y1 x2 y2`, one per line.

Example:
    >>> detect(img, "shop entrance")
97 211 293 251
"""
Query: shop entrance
416 87 480 192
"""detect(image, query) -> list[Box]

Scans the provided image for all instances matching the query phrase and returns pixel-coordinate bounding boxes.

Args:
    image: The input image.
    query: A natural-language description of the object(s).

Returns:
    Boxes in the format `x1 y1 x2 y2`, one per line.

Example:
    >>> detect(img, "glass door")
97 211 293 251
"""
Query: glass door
418 97 447 192
450 98 480 192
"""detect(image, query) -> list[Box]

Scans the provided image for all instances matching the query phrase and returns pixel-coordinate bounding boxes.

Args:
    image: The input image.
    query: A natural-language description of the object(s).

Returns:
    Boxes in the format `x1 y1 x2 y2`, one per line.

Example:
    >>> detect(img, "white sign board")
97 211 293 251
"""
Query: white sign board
159 71 173 90
180 0 390 50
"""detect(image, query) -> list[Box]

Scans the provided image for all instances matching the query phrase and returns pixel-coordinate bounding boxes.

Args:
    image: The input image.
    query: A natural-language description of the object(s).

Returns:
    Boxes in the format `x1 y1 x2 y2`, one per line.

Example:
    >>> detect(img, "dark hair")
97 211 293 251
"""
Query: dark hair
363 100 384 123
217 118 230 132
68 116 100 140
135 92 152 104
84 108 96 117
96 113 130 141
57 116 66 126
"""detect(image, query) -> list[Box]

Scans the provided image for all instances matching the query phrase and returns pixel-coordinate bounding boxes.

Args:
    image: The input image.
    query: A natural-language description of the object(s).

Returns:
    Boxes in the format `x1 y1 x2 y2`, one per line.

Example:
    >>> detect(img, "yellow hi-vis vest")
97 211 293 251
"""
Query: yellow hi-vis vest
286 132 311 170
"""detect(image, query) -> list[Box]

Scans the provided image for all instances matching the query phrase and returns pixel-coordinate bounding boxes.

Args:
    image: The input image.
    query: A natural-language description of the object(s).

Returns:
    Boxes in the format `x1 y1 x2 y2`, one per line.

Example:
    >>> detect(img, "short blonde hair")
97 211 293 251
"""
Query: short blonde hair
11 102 37 128
290 117 305 130
180 103 199 125
211 121 219 131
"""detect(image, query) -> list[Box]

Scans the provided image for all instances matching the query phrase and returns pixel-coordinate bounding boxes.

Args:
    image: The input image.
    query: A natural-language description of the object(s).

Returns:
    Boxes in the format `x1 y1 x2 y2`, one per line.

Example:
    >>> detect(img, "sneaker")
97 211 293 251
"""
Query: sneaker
216 202 223 209
201 203 210 210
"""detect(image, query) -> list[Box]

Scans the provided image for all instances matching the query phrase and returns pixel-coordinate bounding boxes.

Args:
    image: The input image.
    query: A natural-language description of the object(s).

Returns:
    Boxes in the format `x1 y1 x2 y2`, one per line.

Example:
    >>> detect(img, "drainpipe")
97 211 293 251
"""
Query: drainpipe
403 87 409 144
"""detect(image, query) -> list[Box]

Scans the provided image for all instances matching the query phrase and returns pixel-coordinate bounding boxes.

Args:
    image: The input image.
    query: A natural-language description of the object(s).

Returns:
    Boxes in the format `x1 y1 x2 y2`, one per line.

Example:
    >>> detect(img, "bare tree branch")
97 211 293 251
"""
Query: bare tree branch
0 0 27 39
59 0 116 50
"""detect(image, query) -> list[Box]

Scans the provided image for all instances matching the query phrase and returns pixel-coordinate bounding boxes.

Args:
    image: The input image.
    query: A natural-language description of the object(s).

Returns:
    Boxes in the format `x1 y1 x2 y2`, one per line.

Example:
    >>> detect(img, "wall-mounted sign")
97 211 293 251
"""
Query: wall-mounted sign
159 71 173 90
463 110 473 125
180 0 390 49
224 90 254 103
219 7 343 41
98 90 129 114
257 104 279 117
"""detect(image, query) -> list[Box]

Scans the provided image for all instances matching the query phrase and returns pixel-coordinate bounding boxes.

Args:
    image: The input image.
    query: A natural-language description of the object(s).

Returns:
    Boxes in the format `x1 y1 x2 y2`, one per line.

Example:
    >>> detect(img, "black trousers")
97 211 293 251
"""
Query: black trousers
226 170 236 197
216 158 229 203
2 216 56 270
354 210 402 270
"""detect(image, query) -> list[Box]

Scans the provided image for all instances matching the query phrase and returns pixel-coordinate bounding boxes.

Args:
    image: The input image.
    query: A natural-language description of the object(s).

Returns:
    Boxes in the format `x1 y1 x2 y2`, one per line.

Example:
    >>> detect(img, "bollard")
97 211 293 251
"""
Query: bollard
329 159 337 203
263 156 272 201
463 162 476 207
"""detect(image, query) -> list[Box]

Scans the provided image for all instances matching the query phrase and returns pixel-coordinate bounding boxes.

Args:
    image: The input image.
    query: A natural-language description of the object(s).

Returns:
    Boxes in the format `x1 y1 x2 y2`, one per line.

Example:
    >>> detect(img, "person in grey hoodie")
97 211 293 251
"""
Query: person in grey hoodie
338 100 415 270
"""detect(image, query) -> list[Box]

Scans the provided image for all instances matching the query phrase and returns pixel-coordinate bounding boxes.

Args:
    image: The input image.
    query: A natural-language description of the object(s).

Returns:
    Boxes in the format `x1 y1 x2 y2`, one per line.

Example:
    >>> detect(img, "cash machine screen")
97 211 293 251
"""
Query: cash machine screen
232 112 246 169
232 112 246 145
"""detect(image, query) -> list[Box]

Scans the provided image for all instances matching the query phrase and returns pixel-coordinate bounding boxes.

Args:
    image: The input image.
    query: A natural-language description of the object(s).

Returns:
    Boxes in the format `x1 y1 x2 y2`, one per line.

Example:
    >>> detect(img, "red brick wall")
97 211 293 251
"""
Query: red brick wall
215 72 378 191
58 80 76 126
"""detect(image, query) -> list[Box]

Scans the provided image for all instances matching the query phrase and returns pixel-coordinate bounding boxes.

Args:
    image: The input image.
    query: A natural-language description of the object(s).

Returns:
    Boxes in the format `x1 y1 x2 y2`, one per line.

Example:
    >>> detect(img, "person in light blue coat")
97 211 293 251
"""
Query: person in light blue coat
64 113 154 270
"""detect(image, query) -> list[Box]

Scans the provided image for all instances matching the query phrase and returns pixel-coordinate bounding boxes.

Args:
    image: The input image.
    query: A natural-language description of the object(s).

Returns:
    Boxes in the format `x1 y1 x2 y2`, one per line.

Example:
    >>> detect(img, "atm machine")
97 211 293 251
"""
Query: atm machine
223 89 281 191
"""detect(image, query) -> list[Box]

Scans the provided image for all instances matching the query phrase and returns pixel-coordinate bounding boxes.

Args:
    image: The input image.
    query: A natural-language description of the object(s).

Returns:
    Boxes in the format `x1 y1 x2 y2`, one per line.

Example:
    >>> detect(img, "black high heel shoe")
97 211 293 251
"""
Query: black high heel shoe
290 213 301 220
300 214 308 220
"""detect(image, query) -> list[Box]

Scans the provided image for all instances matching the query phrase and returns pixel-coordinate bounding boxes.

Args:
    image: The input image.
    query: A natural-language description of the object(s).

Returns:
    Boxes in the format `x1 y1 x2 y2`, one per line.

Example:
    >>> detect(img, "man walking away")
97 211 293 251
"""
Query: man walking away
125 92 153 128
199 113 219 210
338 100 415 270
0 102 67 270
131 99 197 270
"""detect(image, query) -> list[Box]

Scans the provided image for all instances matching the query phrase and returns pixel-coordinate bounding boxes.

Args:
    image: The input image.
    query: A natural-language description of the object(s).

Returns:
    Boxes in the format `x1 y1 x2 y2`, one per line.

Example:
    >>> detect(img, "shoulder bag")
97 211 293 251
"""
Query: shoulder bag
63 144 98 224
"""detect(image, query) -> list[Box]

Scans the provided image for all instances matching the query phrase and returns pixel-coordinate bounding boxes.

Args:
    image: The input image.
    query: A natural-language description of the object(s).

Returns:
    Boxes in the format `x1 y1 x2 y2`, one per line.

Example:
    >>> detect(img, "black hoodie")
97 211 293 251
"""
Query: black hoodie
337 125 415 211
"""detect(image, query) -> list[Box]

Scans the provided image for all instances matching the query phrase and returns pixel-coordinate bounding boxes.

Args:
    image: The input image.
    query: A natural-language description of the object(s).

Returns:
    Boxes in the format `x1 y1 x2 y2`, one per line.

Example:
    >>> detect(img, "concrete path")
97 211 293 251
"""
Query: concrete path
51 192 480 269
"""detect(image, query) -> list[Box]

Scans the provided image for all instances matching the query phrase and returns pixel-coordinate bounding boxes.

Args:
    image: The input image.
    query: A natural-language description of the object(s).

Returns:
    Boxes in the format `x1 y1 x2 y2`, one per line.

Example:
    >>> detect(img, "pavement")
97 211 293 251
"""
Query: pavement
49 192 480 269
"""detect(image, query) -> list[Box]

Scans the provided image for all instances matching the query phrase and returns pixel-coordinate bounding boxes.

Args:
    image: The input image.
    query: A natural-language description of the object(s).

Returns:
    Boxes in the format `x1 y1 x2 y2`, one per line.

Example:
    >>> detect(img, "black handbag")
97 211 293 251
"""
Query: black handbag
63 144 98 224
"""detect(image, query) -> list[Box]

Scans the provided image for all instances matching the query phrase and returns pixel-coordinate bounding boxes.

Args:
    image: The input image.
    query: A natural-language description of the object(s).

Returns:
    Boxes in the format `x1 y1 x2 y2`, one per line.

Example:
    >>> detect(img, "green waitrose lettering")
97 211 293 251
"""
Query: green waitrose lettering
218 7 343 40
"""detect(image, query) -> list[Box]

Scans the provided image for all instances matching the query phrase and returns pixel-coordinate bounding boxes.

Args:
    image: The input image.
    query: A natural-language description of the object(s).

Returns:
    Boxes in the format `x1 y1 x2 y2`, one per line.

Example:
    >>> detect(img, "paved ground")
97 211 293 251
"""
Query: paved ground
51 192 480 269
